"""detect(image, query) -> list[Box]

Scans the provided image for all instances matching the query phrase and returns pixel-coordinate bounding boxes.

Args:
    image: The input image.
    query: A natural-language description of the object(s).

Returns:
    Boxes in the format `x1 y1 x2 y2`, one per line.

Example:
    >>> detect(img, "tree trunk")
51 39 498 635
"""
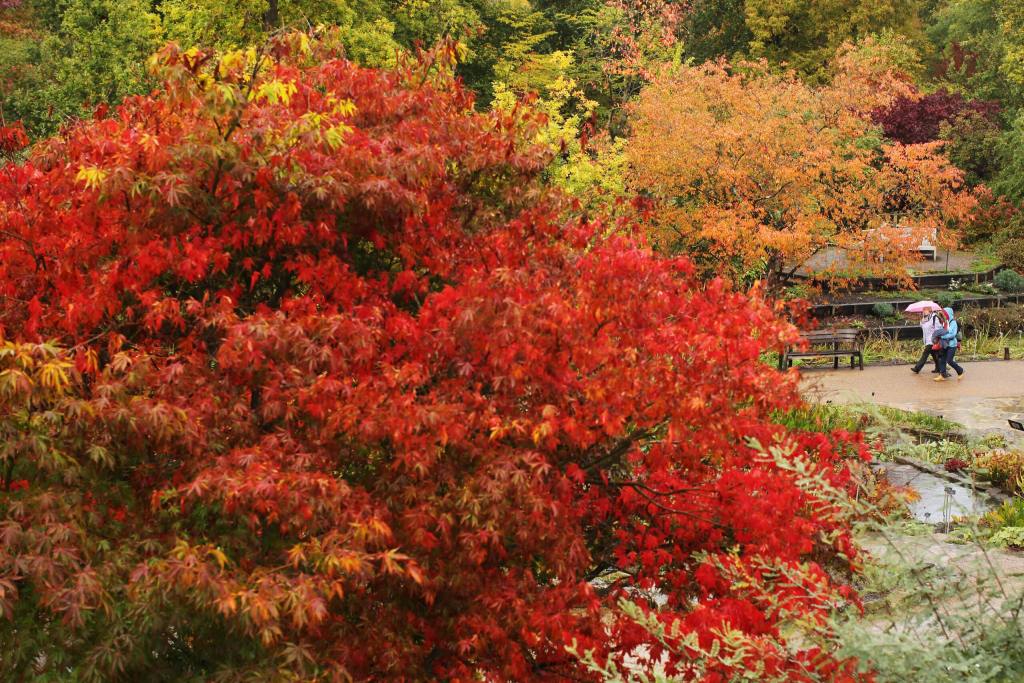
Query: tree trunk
264 0 279 30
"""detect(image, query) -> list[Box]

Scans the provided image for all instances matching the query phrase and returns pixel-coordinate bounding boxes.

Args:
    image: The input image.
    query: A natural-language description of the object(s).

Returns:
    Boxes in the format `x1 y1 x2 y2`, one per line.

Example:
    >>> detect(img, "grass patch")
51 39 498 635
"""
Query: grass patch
969 243 1003 273
773 403 964 444
872 405 961 434
860 331 1024 364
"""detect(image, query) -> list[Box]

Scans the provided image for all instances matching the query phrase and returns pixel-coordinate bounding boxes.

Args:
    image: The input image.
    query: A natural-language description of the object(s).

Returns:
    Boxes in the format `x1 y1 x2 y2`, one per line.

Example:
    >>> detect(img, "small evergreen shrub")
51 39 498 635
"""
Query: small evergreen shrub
871 302 896 318
994 267 1024 293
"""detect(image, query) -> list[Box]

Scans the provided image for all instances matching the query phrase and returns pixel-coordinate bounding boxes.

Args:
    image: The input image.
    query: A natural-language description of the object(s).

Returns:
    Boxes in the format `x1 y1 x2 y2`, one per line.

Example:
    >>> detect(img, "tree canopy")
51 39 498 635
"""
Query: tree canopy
0 32 875 681
627 43 978 286
2 0 1024 677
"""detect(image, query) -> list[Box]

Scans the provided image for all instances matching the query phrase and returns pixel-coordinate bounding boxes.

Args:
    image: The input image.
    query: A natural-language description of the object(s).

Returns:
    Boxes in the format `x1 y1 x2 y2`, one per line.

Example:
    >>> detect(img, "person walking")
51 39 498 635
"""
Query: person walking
910 306 942 374
934 306 965 381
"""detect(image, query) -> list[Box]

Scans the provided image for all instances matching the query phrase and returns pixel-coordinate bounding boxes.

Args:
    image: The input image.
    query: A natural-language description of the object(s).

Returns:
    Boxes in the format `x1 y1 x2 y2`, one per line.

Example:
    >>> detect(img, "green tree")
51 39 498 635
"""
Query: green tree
927 0 1014 104
681 0 752 64
745 0 926 79
3 0 161 135
161 0 400 65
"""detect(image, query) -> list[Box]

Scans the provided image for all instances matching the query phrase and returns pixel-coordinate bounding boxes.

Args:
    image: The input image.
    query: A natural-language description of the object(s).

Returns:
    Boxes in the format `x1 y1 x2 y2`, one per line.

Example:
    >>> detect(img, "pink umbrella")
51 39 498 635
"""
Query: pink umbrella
905 300 941 313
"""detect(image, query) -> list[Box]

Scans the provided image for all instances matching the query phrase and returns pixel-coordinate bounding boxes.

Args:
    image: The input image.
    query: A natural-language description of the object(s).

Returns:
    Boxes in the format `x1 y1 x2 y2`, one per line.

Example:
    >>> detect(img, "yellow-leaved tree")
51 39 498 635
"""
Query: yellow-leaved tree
627 39 979 289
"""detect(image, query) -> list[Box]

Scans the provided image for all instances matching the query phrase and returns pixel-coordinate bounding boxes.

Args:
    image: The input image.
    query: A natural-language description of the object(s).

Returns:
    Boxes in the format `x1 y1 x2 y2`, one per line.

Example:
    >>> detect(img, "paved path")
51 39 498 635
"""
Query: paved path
801 360 1024 441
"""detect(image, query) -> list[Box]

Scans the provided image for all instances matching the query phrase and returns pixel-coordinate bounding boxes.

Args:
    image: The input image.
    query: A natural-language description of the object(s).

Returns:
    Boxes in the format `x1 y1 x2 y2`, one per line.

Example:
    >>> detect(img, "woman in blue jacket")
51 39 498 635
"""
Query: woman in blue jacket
934 307 965 381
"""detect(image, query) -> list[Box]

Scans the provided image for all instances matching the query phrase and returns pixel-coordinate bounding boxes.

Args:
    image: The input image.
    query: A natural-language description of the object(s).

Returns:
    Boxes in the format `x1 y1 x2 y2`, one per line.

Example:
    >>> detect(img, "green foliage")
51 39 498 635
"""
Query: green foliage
927 0 1020 106
681 0 751 64
987 525 1024 548
995 265 1024 290
885 439 973 465
999 0 1024 98
771 404 867 433
837 542 1024 683
162 0 400 65
941 111 1006 186
995 113 1024 203
874 405 963 434
490 49 627 210
982 497 1024 528
745 0 926 80
871 302 897 318
4 0 162 135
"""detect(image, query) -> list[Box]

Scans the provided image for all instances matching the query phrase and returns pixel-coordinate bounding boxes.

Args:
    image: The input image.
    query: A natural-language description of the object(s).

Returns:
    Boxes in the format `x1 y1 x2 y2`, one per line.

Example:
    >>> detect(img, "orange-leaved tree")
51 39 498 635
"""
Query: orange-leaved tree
627 40 978 289
0 32 871 681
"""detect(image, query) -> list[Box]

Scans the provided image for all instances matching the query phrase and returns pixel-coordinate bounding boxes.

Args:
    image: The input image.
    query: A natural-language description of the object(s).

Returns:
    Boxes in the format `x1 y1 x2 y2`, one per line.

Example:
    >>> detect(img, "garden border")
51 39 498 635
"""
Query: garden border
786 265 1006 293
810 292 1024 319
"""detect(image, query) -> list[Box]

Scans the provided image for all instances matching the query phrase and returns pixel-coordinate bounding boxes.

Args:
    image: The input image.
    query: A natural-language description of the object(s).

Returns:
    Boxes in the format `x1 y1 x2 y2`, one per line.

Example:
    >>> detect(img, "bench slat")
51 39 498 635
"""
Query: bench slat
780 327 865 370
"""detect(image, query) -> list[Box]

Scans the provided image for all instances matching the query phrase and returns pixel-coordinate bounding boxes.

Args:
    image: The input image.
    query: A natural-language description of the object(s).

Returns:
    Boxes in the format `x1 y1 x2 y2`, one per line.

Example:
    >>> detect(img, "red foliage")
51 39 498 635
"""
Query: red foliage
936 42 979 80
0 34 870 680
0 121 27 155
945 458 969 473
872 88 1000 145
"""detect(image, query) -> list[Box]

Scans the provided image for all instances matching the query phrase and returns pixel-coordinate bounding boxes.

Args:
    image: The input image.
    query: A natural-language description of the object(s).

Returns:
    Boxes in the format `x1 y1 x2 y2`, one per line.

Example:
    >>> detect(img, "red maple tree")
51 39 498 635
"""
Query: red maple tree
0 32 870 681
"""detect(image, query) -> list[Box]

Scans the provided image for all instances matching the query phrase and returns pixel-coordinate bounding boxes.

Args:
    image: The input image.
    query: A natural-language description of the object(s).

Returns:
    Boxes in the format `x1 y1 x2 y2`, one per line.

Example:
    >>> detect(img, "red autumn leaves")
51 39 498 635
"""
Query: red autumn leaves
0 34 871 681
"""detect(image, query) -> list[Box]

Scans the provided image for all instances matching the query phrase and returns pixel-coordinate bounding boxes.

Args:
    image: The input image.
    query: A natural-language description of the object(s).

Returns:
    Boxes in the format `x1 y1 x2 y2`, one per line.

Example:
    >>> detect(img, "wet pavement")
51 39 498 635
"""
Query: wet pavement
801 360 1024 444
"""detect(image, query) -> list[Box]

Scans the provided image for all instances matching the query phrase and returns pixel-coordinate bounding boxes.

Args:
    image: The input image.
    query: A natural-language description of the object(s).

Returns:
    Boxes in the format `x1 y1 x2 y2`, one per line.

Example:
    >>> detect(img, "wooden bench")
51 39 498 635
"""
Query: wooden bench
779 328 864 370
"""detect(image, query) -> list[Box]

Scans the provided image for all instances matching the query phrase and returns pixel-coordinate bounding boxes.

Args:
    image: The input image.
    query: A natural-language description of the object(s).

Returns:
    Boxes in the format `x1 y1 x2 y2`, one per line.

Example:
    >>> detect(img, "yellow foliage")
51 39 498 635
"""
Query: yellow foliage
253 79 297 106
75 166 108 191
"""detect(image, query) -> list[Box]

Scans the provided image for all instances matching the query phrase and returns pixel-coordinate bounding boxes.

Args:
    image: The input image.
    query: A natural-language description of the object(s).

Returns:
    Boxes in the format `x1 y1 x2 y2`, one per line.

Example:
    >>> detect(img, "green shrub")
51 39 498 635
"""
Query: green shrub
997 237 1024 274
994 267 1024 293
837 544 1024 683
982 498 1024 529
935 291 957 308
988 526 1024 549
871 302 896 318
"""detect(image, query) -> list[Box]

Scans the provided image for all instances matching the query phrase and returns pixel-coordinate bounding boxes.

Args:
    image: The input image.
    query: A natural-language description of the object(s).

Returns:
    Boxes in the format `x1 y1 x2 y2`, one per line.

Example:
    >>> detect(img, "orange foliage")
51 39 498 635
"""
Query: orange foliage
627 44 978 288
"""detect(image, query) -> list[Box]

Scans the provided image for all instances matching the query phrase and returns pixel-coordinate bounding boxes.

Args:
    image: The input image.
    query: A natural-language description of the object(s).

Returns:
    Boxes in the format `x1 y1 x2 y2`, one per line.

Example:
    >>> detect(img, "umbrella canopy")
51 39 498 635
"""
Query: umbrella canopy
905 300 941 313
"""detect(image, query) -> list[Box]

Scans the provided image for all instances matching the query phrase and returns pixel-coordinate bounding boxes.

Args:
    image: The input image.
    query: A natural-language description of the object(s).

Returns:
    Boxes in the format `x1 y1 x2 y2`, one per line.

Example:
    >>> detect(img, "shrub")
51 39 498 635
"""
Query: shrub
988 526 1024 549
998 237 1024 274
871 302 896 318
973 450 1024 494
935 291 957 308
944 457 968 472
872 89 1000 145
958 304 1024 334
982 497 1024 529
994 266 1024 292
0 33 870 681
963 191 1019 244
835 520 1024 683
